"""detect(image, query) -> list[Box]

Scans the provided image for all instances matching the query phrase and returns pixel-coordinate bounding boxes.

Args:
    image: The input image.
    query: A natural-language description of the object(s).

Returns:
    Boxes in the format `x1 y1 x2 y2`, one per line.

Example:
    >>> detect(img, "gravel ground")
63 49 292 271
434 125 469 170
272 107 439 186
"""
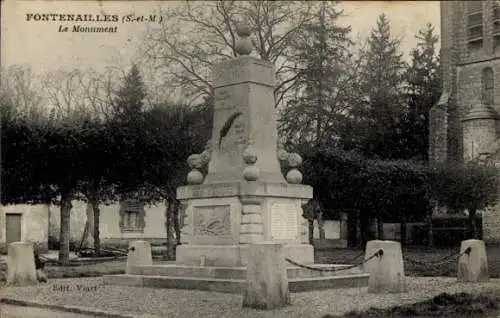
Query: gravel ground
1 277 500 318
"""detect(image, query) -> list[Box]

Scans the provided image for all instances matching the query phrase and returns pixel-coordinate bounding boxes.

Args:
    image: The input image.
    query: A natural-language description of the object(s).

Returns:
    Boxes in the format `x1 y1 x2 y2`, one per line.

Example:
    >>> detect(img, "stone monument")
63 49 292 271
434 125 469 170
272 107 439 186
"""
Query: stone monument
175 22 313 267
104 21 370 293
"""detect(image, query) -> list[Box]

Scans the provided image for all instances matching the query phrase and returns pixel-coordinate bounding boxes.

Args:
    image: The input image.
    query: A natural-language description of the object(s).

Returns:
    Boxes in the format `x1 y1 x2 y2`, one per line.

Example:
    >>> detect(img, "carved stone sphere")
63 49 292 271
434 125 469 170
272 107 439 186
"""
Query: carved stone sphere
200 150 212 165
235 22 251 37
286 168 303 184
187 154 203 169
235 38 253 55
187 169 204 185
277 148 289 162
287 153 303 168
243 165 260 181
243 145 258 165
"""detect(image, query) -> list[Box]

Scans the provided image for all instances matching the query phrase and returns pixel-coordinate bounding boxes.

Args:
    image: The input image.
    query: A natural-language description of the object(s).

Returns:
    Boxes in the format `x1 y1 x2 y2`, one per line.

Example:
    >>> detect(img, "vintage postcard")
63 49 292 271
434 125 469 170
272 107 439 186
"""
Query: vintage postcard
4 1 500 318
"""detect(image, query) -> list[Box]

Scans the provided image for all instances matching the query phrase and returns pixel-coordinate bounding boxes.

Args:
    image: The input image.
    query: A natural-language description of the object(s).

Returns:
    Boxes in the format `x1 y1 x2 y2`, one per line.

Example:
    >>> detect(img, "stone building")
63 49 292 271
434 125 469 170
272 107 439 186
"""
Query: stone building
429 1 500 243
0 199 168 253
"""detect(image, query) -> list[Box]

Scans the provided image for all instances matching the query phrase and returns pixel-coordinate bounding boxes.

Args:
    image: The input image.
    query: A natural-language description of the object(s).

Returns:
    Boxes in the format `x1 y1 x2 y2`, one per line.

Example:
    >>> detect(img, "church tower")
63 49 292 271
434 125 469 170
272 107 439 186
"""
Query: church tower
430 1 500 163
430 1 500 243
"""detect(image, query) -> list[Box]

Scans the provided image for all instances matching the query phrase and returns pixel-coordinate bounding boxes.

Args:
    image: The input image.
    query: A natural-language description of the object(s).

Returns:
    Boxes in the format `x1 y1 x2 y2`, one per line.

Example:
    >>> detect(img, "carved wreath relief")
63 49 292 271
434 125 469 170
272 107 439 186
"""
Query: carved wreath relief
218 112 246 151
193 205 231 236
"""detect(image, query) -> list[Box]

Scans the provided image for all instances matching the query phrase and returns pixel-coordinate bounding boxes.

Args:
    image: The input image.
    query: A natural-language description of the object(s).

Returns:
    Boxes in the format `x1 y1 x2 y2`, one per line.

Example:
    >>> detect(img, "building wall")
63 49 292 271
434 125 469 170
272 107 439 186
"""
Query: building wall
453 1 500 161
431 1 500 243
313 220 340 240
0 204 49 253
482 204 500 244
49 200 168 247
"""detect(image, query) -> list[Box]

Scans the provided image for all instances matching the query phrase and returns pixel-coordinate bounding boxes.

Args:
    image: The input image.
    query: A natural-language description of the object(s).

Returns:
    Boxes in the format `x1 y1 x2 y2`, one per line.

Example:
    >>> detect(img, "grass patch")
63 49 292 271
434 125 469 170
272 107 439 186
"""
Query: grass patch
323 291 500 318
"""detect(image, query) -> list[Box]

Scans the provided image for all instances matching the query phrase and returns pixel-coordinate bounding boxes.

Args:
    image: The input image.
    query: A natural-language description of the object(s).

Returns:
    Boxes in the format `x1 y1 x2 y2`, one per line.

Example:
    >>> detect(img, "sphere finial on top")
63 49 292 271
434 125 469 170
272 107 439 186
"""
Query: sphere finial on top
236 21 251 37
235 20 252 56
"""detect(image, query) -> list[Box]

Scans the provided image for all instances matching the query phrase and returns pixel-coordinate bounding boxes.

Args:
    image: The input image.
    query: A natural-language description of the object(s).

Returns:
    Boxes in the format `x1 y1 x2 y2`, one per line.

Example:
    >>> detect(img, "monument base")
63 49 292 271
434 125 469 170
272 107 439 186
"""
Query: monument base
104 259 369 293
175 244 314 267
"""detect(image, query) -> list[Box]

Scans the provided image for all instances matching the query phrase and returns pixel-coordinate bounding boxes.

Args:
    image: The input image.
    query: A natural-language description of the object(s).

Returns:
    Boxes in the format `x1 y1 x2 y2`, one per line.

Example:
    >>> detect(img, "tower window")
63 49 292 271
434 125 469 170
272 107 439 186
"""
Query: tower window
494 1 500 51
467 2 483 51
482 67 494 106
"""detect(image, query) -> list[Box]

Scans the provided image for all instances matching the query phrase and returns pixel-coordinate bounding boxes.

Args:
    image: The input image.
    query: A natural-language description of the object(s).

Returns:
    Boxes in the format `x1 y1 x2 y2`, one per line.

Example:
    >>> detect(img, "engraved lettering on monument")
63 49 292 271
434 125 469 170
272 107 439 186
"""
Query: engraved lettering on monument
193 205 231 236
271 203 299 240
215 89 236 110
234 121 246 146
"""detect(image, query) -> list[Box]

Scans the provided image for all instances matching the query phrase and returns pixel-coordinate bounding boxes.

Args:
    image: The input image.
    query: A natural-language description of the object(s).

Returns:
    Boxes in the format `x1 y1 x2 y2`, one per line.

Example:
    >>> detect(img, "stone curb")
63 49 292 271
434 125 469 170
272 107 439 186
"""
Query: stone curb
0 298 162 318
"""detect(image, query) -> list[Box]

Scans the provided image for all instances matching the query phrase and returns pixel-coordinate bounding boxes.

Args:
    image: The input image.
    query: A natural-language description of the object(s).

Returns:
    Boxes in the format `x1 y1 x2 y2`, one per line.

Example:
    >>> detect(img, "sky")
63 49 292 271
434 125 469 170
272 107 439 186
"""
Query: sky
2 0 440 76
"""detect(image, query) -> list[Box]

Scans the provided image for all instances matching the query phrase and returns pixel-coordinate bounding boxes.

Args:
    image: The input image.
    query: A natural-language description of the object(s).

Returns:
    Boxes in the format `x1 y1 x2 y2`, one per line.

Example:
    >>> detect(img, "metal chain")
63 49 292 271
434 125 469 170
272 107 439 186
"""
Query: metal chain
285 249 383 273
403 247 472 268
41 255 127 266
344 250 365 263
318 250 365 266
77 247 131 256
40 247 130 266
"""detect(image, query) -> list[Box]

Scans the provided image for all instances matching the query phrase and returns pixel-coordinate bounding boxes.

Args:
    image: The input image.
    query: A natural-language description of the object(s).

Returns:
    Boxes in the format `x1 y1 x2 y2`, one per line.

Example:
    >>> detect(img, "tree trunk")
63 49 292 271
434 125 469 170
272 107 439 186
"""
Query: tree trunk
47 204 51 247
91 200 100 251
173 200 181 245
360 215 370 247
355 211 362 248
400 215 407 246
83 203 94 249
165 198 175 260
169 200 176 258
59 191 73 264
469 209 478 239
318 209 325 240
376 215 384 240
427 210 434 247
308 219 314 244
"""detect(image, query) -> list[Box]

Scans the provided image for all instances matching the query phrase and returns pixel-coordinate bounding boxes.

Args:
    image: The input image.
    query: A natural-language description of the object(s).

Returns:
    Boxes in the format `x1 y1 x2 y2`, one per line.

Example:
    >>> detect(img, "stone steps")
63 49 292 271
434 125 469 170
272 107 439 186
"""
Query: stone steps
103 270 370 294
128 264 364 279
103 274 245 294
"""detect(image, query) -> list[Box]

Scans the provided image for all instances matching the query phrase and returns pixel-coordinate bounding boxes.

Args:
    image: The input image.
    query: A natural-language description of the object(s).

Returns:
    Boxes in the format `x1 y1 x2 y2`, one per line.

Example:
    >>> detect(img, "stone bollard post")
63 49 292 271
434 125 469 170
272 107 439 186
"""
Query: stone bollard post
7 242 38 286
365 240 406 293
242 242 290 310
457 239 489 282
126 240 153 275
363 240 386 274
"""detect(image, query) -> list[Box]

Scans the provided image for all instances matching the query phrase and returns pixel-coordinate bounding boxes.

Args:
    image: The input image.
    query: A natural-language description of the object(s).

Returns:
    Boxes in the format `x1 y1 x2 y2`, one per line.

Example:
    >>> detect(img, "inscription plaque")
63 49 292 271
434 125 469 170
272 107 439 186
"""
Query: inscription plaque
193 205 231 236
271 203 298 240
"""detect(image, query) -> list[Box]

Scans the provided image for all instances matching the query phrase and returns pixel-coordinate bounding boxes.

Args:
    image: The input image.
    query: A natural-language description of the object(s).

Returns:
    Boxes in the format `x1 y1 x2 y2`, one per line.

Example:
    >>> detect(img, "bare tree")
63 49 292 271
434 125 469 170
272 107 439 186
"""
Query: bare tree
0 65 47 121
43 68 90 120
42 67 126 121
77 68 117 121
141 0 327 106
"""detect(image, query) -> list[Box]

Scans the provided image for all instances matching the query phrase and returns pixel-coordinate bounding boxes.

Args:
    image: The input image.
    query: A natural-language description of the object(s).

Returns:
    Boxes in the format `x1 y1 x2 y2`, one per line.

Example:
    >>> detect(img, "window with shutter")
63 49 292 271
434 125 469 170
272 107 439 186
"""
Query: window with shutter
494 1 500 51
482 68 495 105
467 2 483 52
119 199 145 232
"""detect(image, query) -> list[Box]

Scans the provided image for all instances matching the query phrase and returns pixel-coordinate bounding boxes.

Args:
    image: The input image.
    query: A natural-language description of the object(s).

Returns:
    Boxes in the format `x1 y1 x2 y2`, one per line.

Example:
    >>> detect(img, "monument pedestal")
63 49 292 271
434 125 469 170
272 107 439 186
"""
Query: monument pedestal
176 244 313 267
175 181 314 267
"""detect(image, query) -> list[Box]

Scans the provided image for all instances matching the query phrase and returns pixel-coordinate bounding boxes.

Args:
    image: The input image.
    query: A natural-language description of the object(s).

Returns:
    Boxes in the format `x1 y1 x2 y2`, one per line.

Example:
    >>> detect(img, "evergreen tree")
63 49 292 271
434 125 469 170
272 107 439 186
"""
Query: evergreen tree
355 14 406 159
279 1 353 149
278 2 355 238
403 23 441 161
107 64 149 193
113 64 147 119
